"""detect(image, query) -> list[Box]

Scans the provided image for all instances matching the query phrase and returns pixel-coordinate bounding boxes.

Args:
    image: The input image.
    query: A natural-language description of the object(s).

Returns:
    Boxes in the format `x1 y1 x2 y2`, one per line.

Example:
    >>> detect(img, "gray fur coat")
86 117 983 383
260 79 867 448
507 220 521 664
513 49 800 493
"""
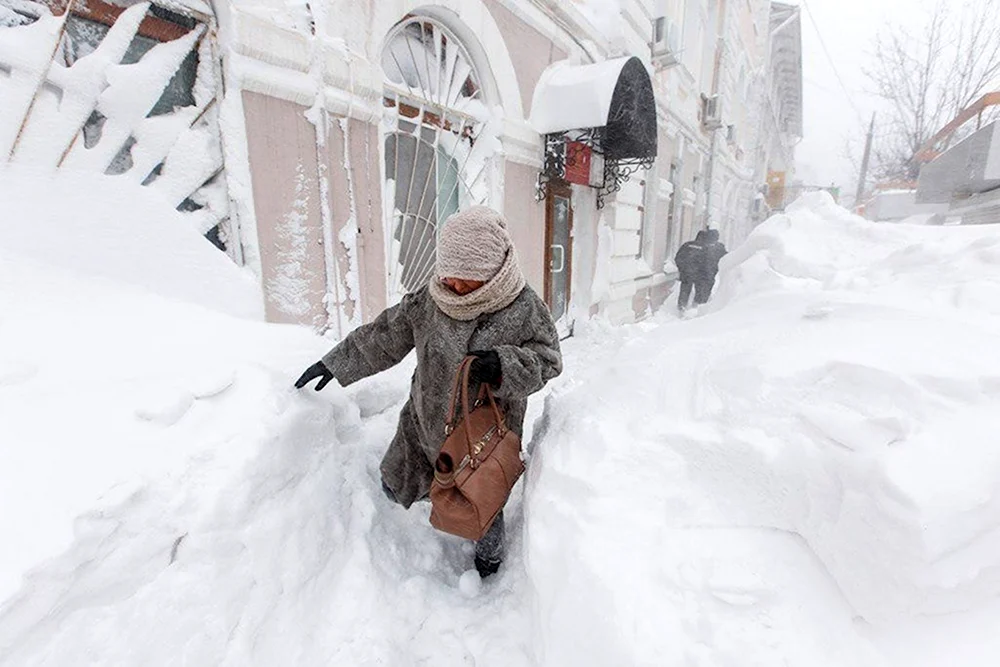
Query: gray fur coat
321 286 562 507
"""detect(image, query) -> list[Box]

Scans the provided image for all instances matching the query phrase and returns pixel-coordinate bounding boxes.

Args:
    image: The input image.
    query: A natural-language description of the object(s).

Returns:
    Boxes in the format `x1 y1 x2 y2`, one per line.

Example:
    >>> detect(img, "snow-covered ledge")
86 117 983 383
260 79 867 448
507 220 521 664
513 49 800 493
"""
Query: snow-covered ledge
226 0 526 127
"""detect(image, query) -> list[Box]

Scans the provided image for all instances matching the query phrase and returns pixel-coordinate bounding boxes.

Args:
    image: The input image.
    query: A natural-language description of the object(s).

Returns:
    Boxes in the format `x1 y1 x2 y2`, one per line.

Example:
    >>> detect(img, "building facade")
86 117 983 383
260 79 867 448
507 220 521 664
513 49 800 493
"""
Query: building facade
0 0 803 334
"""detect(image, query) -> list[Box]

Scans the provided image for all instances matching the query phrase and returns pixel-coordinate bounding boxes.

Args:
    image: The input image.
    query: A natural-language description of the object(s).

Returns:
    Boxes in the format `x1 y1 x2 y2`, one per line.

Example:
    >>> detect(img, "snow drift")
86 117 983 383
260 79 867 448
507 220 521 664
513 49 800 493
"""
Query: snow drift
3 189 1000 666
0 165 261 319
0 246 538 665
525 193 1000 664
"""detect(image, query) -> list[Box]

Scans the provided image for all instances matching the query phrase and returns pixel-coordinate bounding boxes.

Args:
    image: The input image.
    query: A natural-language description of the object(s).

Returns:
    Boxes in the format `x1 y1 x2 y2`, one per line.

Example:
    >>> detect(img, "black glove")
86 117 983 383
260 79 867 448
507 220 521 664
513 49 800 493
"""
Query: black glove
469 350 502 387
294 361 335 391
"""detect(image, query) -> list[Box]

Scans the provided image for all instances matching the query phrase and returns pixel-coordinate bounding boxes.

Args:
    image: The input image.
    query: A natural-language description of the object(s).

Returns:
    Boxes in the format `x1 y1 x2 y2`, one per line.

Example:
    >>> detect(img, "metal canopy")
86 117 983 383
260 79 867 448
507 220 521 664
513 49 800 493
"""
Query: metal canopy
531 56 658 161
604 56 658 161
532 56 657 207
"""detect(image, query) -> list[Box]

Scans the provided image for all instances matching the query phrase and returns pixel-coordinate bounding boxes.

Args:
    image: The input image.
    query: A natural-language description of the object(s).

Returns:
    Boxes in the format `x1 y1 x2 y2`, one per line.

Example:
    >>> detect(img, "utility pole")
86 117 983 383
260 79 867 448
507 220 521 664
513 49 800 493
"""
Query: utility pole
855 113 875 209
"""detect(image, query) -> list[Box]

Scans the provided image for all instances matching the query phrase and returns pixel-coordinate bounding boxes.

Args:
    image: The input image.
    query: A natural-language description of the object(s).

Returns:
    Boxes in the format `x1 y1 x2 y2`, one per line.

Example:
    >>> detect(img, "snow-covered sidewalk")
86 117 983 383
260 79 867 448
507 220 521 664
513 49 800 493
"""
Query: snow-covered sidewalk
3 190 1000 665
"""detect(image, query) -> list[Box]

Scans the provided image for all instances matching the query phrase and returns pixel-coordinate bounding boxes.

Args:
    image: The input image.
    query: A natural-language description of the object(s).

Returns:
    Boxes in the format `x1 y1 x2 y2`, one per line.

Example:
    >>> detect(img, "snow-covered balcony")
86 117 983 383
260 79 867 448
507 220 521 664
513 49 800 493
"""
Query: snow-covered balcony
768 2 803 142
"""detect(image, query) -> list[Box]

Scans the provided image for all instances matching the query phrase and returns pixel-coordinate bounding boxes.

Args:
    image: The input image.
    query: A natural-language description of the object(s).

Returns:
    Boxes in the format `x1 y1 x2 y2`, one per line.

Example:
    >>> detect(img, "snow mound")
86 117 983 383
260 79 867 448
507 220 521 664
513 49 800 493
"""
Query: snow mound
525 192 1000 664
5 186 1000 665
896 213 940 226
714 191 1000 317
0 251 535 665
0 165 262 319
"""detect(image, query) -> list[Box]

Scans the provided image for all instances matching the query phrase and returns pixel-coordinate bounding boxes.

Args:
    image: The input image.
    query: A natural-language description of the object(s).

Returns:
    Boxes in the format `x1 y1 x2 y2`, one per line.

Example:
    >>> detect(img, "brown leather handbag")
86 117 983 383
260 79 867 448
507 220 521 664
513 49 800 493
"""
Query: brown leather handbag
429 356 525 541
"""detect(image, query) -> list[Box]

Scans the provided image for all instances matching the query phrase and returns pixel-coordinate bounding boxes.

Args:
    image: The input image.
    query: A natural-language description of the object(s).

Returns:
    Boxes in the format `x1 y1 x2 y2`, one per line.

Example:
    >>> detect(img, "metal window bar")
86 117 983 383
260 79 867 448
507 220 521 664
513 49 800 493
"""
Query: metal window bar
382 17 490 301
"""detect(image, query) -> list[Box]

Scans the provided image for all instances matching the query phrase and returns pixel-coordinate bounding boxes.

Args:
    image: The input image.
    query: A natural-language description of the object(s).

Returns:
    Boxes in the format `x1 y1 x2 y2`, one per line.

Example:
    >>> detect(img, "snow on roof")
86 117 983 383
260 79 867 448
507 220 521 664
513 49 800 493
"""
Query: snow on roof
529 57 633 135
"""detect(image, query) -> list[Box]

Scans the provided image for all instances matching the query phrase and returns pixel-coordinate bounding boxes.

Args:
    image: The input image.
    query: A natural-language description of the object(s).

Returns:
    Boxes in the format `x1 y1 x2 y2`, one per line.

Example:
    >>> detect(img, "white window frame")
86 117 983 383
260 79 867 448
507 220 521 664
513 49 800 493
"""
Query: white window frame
380 15 499 305
634 162 660 273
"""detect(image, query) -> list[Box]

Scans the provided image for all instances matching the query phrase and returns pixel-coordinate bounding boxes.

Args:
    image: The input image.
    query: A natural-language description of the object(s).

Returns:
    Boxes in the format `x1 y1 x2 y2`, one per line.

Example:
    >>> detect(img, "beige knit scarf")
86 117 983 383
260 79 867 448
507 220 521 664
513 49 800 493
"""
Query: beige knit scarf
429 248 527 321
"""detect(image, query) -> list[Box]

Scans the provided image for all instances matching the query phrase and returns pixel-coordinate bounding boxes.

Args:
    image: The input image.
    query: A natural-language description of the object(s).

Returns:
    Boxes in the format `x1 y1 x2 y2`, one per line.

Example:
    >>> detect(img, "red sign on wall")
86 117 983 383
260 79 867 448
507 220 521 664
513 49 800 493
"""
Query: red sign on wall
564 140 592 186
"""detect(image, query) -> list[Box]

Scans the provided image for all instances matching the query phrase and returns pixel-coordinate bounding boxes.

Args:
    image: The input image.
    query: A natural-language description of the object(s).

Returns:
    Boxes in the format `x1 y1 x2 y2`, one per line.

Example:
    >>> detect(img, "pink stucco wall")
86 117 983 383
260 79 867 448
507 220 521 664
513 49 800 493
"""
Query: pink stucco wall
242 91 329 329
504 160 546 295
633 282 672 319
483 0 566 118
245 92 387 332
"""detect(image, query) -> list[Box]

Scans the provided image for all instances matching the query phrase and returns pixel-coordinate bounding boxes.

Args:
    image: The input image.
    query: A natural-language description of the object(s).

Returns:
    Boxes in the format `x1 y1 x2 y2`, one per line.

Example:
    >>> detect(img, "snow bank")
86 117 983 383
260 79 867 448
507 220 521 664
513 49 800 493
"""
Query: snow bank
0 165 261 318
525 192 1000 663
895 212 941 226
5 185 1000 665
714 192 1000 318
0 249 538 665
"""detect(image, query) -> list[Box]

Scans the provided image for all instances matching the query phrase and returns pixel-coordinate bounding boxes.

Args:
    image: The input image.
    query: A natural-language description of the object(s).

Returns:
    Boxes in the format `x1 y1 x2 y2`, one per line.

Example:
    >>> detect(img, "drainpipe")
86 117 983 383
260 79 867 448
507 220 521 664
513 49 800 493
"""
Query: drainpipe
703 0 728 229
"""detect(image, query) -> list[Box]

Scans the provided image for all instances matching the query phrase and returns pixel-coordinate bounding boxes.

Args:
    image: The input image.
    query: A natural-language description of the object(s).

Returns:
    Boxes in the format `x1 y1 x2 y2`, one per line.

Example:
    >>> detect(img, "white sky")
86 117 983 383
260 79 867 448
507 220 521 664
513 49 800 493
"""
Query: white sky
789 0 932 197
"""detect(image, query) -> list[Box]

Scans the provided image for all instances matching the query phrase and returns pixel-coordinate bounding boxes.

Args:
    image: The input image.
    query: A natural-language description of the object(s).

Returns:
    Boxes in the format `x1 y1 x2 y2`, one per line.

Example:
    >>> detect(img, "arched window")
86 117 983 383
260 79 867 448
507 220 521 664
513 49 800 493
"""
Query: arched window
381 16 493 301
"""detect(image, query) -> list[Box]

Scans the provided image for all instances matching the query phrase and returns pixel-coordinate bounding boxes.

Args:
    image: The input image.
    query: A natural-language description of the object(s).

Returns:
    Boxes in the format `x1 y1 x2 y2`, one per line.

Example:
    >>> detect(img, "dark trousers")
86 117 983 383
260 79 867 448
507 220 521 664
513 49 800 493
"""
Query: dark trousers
678 280 694 310
475 511 505 565
678 279 715 311
694 279 714 304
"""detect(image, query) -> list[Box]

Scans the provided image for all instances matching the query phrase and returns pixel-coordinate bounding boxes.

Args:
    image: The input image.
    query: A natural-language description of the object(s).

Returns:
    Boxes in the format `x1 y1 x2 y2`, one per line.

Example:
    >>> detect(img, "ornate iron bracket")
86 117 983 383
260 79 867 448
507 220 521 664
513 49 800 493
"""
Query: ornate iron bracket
596 156 656 208
536 127 653 208
536 129 607 202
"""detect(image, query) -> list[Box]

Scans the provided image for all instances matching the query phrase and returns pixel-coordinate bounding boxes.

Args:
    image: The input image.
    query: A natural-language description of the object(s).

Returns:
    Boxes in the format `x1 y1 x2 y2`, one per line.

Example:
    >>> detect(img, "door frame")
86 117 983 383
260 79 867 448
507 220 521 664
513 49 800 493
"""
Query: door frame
544 179 574 336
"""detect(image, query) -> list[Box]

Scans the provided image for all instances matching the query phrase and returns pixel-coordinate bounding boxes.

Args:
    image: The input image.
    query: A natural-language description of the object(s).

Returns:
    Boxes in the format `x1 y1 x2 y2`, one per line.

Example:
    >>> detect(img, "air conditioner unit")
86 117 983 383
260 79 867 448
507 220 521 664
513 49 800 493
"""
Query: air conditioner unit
702 94 723 130
650 17 681 68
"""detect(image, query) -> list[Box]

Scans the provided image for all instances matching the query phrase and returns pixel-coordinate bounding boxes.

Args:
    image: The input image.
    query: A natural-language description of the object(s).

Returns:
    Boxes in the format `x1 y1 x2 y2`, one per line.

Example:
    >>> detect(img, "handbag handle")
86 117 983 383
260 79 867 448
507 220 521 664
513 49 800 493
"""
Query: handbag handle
445 356 475 434
445 356 507 460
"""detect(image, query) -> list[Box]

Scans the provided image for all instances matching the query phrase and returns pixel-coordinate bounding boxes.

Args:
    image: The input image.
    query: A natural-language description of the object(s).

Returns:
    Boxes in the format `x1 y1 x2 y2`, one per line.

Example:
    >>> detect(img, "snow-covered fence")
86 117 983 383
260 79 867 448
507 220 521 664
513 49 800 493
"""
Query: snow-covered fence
0 0 230 248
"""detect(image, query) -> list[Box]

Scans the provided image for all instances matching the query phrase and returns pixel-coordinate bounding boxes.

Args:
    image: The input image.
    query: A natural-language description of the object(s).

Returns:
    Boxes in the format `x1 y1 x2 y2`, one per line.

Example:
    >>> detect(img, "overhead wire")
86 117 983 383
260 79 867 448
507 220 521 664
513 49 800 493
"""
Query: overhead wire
799 0 867 123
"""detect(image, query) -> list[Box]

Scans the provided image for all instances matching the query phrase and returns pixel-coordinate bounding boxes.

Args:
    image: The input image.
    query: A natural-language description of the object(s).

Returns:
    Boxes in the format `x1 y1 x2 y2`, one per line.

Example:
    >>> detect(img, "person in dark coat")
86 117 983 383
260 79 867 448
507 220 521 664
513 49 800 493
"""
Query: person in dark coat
673 229 728 311
294 206 563 578
674 230 708 312
697 229 727 304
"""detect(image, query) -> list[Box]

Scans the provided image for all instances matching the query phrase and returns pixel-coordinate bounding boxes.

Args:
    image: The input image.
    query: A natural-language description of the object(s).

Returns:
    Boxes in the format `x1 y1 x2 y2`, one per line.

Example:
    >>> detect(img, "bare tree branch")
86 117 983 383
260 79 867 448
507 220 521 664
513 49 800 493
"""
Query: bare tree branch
864 0 1000 181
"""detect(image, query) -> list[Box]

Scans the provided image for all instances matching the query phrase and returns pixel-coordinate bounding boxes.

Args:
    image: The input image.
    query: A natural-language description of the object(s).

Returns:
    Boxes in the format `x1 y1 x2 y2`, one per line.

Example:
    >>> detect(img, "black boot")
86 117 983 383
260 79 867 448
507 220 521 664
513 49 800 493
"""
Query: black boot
474 511 505 578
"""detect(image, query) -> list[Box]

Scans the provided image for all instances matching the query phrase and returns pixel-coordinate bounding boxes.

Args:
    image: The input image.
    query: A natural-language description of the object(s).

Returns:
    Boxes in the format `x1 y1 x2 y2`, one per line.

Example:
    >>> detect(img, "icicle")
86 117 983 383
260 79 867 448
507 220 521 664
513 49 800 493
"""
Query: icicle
338 116 362 332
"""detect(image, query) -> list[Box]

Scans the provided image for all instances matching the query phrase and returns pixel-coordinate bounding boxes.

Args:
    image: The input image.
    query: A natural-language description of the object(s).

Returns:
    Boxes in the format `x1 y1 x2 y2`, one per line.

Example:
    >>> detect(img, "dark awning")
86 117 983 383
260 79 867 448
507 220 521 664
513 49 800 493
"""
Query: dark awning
530 56 657 161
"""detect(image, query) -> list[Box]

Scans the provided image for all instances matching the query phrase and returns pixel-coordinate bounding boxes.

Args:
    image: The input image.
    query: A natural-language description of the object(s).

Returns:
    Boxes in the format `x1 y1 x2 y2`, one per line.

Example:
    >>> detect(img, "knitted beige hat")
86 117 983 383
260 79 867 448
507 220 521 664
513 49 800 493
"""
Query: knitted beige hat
436 206 512 282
